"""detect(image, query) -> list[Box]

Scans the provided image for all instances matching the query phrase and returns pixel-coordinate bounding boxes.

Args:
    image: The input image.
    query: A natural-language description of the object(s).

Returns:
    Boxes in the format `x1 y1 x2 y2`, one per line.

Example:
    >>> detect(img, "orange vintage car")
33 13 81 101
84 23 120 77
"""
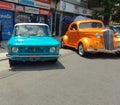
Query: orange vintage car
61 19 120 56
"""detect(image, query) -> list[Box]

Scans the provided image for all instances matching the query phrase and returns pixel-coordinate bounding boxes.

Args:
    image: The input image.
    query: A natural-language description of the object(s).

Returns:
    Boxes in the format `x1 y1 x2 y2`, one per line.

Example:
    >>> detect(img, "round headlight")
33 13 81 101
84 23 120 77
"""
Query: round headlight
96 33 101 38
50 47 55 52
12 47 18 52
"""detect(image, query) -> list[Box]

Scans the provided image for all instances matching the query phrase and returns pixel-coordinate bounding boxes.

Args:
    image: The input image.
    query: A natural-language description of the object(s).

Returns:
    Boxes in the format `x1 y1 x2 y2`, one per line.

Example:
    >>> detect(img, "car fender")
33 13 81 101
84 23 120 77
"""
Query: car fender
77 37 93 51
62 35 69 45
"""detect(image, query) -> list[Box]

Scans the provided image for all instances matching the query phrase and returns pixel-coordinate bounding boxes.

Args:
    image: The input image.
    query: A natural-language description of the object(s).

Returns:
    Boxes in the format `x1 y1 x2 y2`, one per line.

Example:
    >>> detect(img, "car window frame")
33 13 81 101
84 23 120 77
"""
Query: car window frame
70 24 77 31
14 25 51 37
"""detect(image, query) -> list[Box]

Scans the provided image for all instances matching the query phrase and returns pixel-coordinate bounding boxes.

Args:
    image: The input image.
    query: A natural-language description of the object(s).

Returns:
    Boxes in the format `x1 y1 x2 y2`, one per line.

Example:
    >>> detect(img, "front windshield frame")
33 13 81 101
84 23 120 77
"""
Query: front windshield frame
14 25 51 37
79 22 103 29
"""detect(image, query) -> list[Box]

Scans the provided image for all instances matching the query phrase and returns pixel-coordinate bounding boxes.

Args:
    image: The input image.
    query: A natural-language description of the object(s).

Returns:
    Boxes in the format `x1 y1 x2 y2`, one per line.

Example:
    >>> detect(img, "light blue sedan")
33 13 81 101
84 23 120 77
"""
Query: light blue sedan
6 23 60 67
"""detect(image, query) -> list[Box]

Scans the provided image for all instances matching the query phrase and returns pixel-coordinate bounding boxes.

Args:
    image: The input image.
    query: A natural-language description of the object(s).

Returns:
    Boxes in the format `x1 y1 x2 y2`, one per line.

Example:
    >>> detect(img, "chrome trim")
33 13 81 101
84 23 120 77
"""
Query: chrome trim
87 48 120 53
103 29 114 50
6 54 60 58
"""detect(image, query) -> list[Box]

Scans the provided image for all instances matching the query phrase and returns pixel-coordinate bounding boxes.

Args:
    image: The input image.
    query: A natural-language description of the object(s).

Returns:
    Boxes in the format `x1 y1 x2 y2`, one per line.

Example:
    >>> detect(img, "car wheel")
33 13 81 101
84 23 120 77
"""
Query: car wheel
51 58 58 63
78 43 86 57
115 51 120 55
9 59 17 67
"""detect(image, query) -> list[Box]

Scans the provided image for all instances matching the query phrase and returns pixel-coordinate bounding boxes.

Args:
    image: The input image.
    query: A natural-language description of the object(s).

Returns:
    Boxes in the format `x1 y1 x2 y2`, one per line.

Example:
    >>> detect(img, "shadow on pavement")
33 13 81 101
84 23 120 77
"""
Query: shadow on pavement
85 52 120 59
62 47 120 59
10 60 65 71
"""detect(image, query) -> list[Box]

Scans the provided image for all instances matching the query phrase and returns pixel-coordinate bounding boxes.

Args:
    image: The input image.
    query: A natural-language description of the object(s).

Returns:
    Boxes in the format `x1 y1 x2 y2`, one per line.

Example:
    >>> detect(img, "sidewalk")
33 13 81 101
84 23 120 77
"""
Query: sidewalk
0 40 8 61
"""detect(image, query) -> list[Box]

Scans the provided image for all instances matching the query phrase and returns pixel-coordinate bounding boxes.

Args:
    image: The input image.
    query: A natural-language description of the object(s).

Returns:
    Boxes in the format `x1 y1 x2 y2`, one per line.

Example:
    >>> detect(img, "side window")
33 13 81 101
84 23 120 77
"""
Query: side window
70 24 77 31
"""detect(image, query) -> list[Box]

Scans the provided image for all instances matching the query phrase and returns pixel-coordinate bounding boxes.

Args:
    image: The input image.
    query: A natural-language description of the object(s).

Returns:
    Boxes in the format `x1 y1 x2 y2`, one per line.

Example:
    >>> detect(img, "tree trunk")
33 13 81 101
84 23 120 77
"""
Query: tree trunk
103 15 110 26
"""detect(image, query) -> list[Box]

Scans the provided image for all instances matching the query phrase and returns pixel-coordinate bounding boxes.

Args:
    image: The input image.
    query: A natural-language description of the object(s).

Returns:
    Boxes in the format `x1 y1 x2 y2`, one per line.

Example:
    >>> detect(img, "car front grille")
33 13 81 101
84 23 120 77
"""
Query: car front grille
18 46 49 54
103 29 114 50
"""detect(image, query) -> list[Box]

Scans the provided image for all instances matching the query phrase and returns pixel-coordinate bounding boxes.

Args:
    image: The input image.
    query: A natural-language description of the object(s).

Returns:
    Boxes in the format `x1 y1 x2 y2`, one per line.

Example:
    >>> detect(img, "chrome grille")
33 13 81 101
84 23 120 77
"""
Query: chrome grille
103 29 114 50
19 47 48 53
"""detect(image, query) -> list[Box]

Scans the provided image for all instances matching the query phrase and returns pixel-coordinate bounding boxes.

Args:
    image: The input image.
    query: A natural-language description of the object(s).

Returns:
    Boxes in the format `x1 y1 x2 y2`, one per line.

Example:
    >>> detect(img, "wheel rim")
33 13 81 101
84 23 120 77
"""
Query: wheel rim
78 44 84 56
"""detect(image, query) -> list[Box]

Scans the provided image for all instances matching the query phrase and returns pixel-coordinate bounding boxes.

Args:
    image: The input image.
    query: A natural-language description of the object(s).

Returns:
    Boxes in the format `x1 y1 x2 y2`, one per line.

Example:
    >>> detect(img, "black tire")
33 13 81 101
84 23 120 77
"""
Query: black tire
51 58 58 63
9 59 17 67
78 43 87 57
115 51 120 55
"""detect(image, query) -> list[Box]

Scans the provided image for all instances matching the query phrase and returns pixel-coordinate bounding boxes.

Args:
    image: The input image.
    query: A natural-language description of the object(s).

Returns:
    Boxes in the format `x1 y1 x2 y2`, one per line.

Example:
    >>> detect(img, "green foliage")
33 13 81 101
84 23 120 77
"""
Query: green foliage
92 0 120 25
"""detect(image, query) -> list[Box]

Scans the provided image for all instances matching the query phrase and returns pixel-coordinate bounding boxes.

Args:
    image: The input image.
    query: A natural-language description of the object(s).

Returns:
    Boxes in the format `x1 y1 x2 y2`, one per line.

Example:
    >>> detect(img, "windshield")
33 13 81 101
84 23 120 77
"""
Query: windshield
15 25 50 36
79 22 103 29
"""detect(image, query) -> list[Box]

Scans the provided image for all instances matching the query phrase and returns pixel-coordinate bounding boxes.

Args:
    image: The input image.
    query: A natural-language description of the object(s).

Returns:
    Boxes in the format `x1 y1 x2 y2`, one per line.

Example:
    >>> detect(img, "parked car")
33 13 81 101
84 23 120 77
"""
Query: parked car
6 23 60 67
61 19 120 57
109 25 120 33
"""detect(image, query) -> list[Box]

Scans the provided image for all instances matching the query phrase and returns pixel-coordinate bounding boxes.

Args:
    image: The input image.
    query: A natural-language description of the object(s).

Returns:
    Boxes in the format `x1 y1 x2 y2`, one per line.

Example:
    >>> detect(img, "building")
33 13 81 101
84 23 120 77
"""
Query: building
0 0 98 41
0 0 51 40
50 0 93 36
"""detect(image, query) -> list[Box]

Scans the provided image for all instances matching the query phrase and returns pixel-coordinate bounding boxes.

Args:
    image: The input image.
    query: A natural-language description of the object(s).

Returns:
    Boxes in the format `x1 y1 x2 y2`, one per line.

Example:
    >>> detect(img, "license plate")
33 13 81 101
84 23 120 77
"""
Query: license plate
29 57 39 61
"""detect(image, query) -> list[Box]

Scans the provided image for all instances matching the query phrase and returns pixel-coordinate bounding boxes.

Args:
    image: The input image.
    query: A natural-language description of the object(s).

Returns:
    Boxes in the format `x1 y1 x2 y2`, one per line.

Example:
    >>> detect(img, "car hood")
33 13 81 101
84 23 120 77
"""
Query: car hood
8 36 60 46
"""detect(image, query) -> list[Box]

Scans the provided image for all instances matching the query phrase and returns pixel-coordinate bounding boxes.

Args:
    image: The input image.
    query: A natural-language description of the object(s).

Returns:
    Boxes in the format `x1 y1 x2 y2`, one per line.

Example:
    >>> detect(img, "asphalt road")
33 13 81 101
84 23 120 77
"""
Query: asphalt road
0 48 120 105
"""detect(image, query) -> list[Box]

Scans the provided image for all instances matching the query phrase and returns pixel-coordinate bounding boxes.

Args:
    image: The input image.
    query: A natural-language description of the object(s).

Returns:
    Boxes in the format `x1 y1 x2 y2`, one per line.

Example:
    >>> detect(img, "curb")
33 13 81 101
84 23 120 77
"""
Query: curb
0 58 8 61
0 52 8 61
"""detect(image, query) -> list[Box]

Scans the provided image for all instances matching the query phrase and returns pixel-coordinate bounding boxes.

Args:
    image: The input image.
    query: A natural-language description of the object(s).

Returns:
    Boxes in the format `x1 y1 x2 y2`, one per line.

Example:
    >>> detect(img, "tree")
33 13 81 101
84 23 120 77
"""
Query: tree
92 0 120 25
112 3 120 24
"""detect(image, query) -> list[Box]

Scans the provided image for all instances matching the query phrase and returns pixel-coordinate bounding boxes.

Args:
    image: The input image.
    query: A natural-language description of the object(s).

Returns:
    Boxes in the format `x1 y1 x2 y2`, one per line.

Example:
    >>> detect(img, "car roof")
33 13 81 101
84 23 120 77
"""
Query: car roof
15 23 49 26
72 19 104 24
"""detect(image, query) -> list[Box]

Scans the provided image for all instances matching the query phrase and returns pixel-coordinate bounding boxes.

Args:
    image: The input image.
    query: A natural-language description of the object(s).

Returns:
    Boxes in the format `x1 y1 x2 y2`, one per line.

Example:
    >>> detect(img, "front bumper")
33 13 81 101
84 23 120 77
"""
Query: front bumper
6 54 60 58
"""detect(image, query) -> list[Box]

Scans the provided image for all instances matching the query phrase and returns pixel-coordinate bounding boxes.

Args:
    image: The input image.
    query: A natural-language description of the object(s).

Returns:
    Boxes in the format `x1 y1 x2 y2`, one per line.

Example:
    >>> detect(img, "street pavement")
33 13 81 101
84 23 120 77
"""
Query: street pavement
1 45 120 105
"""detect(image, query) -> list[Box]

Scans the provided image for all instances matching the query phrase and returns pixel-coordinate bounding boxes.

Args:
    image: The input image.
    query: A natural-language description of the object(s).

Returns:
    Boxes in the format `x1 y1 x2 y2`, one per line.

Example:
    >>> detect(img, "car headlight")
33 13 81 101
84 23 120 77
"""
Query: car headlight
50 47 56 52
116 32 120 38
96 33 101 38
12 47 18 52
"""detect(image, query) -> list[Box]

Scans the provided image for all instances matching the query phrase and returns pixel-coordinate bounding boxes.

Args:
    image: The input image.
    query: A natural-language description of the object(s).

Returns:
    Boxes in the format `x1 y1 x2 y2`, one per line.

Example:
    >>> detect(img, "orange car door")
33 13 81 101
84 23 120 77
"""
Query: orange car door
69 24 78 46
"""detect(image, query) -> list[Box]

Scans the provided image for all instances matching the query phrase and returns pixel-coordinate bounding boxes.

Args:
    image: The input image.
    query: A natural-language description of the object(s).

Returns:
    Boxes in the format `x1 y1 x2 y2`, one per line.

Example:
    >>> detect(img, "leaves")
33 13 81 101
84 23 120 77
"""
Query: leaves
92 0 120 25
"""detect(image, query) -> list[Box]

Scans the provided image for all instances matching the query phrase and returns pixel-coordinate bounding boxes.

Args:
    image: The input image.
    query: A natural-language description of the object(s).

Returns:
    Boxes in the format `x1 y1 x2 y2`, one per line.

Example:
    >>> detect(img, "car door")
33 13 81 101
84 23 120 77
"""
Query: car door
68 24 78 46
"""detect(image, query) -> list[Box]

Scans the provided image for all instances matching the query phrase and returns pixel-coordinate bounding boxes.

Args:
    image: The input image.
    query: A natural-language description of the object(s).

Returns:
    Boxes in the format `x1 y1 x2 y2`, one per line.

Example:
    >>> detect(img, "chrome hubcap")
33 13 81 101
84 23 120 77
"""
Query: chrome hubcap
79 44 84 55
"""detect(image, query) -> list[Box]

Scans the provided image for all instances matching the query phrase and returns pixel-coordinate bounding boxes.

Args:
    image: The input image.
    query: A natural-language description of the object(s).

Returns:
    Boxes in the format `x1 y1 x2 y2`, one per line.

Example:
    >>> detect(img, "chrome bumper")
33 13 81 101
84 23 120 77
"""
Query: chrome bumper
87 48 120 53
6 54 60 58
